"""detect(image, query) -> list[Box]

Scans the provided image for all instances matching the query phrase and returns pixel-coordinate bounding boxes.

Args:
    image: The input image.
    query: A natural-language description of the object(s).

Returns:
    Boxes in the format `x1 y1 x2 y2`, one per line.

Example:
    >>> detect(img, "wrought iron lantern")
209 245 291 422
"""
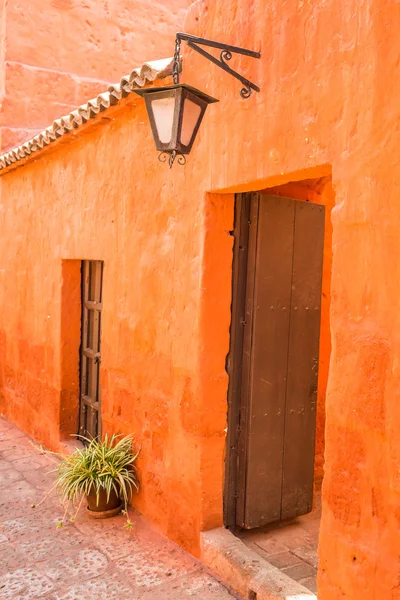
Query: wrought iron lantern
134 83 218 168
134 33 261 167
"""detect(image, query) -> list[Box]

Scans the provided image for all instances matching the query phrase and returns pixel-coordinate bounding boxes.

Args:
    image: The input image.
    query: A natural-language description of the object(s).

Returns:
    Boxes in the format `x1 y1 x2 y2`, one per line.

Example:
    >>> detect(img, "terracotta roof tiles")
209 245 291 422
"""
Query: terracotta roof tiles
0 57 174 174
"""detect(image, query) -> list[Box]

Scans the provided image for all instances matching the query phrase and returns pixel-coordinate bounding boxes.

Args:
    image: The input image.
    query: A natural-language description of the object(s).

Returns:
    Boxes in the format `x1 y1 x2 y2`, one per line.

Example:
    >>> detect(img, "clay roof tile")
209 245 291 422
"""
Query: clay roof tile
0 57 174 175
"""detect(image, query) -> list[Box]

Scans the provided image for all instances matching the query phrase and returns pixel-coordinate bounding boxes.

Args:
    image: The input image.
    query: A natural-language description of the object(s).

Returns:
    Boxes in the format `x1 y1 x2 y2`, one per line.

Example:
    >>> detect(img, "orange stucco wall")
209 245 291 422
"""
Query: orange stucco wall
1 0 400 598
0 0 191 151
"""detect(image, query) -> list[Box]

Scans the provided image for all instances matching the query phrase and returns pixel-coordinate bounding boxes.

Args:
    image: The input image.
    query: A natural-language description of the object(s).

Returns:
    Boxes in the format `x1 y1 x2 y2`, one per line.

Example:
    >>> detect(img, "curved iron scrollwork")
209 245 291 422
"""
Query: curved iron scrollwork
176 154 186 166
240 84 252 99
176 32 260 99
158 151 186 168
220 49 233 64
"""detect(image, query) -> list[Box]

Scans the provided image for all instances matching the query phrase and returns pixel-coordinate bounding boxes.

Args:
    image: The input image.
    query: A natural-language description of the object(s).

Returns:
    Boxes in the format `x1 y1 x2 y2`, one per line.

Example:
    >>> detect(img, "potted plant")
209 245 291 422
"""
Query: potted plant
35 434 139 527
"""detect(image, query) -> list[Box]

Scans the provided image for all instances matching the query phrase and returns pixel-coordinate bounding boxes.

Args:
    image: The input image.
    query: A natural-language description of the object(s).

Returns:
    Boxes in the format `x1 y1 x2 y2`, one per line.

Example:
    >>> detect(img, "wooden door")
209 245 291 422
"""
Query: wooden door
225 193 325 529
79 260 103 440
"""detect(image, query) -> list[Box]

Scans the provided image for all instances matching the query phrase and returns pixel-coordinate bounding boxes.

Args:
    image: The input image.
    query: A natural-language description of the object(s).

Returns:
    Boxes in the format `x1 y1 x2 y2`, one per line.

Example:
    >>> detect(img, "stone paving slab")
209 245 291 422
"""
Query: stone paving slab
0 417 236 600
238 498 321 594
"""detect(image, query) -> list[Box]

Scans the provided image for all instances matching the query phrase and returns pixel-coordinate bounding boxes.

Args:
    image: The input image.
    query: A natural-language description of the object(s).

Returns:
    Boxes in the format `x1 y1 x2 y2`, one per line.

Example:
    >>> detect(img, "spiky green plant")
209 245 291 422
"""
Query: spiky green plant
34 434 139 527
57 433 138 502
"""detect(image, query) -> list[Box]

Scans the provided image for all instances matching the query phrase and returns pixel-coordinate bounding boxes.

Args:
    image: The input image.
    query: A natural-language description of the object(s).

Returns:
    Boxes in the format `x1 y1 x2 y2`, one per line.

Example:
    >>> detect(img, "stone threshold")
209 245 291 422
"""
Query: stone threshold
201 527 318 600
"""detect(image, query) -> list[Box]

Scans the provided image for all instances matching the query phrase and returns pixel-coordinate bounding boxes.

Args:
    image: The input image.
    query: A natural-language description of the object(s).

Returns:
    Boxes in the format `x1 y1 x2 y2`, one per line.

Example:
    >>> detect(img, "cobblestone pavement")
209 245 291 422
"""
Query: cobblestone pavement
239 496 321 594
0 417 236 600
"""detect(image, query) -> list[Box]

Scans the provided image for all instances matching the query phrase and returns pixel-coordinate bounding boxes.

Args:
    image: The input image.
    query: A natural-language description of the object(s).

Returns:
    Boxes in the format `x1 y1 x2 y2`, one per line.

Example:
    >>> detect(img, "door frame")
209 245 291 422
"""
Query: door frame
224 192 325 529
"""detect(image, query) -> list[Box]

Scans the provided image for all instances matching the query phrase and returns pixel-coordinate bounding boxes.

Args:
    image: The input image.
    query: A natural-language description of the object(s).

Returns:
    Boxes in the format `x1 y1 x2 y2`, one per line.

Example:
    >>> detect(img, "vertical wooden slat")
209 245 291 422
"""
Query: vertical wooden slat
89 260 94 300
236 194 260 527
85 397 97 439
79 261 89 436
94 261 103 439
281 201 325 519
224 193 252 528
239 195 296 528
86 304 96 439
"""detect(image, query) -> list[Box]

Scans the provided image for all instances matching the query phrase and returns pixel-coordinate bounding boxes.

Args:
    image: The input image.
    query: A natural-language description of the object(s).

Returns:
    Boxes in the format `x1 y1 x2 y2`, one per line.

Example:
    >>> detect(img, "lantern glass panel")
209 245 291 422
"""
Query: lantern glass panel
180 98 202 146
133 83 218 157
151 95 176 144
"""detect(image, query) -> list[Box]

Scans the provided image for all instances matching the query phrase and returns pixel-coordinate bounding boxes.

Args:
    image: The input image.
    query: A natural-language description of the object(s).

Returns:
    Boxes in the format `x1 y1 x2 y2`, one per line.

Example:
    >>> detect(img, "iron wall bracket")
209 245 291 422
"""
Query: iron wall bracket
173 32 261 98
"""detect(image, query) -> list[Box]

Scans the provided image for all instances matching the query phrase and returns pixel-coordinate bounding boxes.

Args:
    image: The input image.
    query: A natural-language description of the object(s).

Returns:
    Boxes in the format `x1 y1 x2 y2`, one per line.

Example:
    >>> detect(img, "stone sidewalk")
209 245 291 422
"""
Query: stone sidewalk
0 417 236 600
238 497 320 594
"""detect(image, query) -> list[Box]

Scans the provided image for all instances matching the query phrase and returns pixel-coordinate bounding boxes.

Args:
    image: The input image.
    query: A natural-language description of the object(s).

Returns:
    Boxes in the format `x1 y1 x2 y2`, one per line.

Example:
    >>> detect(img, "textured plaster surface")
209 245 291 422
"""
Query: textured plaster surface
0 417 235 600
0 0 399 598
0 0 192 150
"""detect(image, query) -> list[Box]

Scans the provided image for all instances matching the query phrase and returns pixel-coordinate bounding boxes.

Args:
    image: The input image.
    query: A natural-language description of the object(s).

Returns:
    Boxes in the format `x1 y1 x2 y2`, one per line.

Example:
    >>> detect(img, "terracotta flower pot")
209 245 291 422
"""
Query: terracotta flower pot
86 485 122 519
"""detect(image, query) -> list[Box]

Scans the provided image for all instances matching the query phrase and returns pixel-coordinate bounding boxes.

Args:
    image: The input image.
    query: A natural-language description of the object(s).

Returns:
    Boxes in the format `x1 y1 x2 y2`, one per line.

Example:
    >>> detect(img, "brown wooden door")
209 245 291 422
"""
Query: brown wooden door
226 193 325 529
79 260 103 440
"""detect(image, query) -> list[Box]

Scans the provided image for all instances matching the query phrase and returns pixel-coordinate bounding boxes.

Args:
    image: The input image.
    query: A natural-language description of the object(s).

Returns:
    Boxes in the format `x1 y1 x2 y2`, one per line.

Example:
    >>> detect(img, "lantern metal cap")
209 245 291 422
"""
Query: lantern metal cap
133 83 219 105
